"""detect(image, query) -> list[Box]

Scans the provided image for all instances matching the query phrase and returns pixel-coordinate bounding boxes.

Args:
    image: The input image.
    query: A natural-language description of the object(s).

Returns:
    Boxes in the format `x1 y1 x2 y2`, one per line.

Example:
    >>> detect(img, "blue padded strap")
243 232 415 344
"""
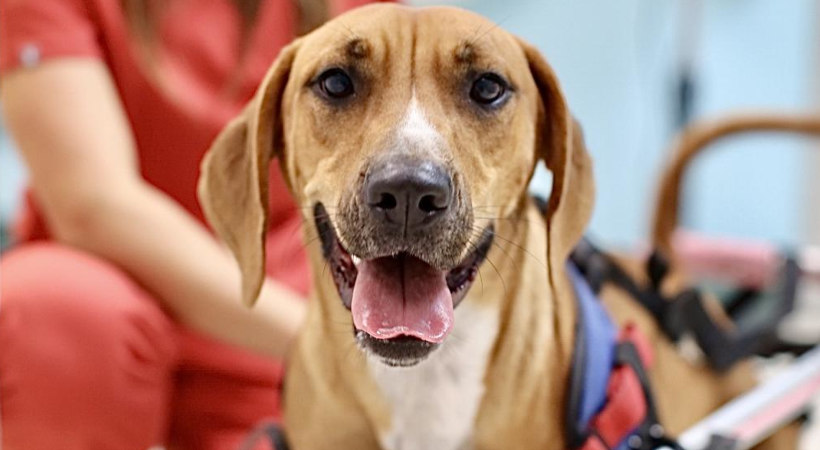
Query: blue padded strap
567 263 618 431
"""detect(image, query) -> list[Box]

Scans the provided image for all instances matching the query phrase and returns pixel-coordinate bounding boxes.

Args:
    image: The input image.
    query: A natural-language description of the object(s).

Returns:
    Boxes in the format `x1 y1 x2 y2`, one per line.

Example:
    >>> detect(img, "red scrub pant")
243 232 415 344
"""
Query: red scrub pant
0 243 283 449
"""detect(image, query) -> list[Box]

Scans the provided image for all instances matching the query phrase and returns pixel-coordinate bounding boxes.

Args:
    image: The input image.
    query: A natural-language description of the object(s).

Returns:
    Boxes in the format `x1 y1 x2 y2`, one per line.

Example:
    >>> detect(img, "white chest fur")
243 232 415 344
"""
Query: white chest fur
366 301 500 450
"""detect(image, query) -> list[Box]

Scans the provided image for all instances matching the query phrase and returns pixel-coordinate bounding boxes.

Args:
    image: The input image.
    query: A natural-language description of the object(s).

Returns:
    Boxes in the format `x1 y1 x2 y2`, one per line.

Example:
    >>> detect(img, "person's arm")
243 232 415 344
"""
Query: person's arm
1 60 306 358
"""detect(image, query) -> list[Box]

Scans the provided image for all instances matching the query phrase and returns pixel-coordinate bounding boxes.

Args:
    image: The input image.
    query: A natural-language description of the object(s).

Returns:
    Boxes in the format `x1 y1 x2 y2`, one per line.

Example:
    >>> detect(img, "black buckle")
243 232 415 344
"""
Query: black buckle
240 421 290 450
616 342 684 450
674 256 800 371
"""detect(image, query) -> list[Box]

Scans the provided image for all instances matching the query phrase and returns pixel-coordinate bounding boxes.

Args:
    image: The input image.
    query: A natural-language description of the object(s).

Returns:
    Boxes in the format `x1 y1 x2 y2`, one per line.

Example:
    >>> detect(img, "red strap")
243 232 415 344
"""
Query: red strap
619 323 654 368
578 324 654 450
578 435 610 450
590 365 647 447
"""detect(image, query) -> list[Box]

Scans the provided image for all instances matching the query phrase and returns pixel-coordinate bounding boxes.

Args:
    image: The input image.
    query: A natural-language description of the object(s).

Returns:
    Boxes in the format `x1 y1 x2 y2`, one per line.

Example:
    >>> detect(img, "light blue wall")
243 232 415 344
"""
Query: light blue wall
689 0 816 245
411 0 818 247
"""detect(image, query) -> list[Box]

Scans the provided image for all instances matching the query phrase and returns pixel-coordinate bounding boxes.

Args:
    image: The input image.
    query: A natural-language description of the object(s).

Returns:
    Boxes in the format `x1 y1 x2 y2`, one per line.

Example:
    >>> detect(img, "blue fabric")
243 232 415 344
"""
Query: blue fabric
567 263 618 431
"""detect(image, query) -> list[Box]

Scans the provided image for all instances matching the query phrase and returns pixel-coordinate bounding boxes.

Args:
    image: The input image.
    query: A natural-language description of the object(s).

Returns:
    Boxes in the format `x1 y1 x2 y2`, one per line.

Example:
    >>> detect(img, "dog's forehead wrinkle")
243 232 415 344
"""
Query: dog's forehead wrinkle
454 40 478 64
345 37 370 59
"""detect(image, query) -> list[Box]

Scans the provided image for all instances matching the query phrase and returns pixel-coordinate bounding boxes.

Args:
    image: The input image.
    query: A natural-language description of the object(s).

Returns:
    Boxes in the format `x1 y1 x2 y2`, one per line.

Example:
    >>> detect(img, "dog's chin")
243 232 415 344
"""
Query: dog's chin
356 332 439 367
313 203 494 366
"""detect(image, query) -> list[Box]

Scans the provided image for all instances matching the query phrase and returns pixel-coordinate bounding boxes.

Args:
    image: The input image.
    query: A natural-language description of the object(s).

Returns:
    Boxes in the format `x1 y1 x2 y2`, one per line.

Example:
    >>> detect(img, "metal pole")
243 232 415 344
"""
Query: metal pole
678 346 820 450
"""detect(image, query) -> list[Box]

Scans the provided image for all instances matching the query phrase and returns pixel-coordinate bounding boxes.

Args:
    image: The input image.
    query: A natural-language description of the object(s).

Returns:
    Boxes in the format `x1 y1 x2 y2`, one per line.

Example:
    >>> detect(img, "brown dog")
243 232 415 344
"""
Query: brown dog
198 5 796 449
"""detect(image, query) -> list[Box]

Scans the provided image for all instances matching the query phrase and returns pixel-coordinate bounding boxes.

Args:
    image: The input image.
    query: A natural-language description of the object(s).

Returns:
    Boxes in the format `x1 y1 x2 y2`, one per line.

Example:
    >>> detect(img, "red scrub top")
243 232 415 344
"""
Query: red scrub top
0 0 385 294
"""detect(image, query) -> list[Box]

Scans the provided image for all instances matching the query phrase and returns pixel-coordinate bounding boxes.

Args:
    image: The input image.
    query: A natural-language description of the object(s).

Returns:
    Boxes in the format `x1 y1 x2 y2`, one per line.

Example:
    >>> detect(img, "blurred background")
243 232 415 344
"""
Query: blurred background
2 0 819 251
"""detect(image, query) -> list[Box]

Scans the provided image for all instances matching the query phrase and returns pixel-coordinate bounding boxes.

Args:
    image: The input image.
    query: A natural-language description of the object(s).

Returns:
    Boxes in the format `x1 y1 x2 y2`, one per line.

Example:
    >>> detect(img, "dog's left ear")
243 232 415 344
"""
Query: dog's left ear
518 39 595 273
197 39 301 306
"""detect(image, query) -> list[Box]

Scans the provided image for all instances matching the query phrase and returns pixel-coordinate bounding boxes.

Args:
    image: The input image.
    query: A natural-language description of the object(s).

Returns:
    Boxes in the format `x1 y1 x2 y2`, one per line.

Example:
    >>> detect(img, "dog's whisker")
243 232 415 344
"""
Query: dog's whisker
308 211 342 219
302 205 340 211
477 261 485 297
483 255 507 297
473 215 547 229
492 242 530 274
470 206 507 212
462 228 512 293
482 237 522 269
288 208 341 217
292 209 341 218
301 234 325 250
462 236 497 301
466 13 513 48
471 225 546 270
460 237 486 298
321 259 330 278
285 221 309 240
465 225 529 272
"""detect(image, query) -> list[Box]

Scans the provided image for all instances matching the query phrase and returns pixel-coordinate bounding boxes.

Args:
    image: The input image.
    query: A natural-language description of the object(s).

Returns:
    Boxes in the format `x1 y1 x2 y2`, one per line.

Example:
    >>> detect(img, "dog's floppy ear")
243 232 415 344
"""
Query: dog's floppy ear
198 39 301 306
518 39 595 274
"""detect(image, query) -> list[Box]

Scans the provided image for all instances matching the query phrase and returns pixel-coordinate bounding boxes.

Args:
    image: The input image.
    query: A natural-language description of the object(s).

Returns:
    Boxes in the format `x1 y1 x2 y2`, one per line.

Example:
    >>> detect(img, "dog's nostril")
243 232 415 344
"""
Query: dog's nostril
364 159 453 230
374 193 398 210
418 194 446 213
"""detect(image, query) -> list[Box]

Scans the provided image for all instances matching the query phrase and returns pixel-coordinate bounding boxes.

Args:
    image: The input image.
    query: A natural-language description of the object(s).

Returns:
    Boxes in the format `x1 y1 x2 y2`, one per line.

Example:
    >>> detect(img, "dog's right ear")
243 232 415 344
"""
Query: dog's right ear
198 39 301 307
517 38 595 278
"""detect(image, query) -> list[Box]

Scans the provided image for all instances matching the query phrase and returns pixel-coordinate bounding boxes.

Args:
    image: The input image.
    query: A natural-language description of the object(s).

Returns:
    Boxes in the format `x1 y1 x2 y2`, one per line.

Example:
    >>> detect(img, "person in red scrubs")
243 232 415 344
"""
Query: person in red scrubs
0 1 387 448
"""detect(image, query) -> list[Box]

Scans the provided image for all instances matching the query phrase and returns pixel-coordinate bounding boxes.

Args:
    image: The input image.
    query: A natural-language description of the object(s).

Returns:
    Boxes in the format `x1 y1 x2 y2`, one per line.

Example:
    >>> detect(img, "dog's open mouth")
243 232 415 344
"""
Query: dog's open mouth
314 203 493 364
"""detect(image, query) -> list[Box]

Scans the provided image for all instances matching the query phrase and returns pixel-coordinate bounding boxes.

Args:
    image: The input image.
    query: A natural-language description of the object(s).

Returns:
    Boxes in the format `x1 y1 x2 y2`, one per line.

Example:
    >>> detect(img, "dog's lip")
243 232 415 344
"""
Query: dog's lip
313 202 494 320
355 332 437 367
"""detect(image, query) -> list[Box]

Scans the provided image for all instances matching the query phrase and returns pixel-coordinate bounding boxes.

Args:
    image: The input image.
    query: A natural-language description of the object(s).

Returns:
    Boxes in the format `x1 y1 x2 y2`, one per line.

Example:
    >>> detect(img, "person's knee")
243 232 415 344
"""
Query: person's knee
0 243 177 448
1 242 176 355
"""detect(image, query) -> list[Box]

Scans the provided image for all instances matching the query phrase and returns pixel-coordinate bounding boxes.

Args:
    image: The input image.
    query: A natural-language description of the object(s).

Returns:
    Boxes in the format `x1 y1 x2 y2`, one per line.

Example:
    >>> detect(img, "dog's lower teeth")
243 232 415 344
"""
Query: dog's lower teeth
352 255 362 267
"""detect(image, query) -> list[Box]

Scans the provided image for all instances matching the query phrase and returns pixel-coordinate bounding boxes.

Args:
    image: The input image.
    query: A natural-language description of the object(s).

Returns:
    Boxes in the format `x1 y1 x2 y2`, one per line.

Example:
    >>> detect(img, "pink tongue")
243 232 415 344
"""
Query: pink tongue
351 255 453 344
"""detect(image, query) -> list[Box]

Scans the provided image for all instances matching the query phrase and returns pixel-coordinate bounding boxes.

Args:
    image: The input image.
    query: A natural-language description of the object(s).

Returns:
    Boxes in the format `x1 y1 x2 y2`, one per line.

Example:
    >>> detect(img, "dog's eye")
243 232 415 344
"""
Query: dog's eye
318 69 355 99
470 73 507 105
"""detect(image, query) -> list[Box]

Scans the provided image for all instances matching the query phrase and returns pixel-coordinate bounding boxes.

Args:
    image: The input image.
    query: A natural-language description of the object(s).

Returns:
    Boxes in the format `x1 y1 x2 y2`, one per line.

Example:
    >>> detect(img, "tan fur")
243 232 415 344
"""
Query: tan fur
198 5 797 449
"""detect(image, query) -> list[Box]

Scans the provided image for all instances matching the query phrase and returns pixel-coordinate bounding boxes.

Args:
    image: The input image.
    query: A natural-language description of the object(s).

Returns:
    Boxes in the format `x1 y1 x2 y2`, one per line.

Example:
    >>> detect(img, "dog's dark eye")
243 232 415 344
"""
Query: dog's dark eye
318 69 355 99
470 73 507 105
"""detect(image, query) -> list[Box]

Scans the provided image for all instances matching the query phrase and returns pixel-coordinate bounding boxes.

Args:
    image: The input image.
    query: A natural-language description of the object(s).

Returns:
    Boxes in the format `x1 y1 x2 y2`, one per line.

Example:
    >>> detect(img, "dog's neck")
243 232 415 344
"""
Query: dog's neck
470 200 577 449
292 200 576 449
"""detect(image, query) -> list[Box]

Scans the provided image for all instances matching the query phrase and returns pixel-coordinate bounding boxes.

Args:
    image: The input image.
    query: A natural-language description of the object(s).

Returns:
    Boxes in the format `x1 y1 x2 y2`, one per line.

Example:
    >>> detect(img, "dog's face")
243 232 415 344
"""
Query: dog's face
285 6 540 365
199 5 594 367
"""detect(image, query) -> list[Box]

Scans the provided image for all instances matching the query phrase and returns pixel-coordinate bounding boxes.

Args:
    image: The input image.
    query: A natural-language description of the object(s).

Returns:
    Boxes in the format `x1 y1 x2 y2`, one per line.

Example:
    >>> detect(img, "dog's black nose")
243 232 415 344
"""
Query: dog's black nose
365 160 453 231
